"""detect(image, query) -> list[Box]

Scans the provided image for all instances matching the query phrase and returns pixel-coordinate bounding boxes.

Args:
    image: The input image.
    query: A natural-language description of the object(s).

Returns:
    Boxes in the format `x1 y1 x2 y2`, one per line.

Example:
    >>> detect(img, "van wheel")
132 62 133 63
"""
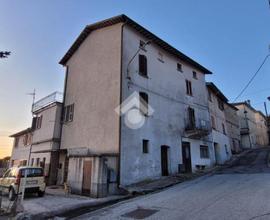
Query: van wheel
38 190 45 197
8 188 16 201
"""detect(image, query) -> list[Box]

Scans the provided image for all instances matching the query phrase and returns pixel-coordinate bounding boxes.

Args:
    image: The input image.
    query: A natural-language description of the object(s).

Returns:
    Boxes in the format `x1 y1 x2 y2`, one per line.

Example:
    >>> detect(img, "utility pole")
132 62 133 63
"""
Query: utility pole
21 89 36 202
27 89 36 165
264 102 268 117
244 108 252 149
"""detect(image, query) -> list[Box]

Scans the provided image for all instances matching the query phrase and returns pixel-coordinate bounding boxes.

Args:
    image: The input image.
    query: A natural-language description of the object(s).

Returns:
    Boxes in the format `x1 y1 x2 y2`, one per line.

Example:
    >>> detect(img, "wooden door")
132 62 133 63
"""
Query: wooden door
161 146 169 176
82 160 92 195
182 142 192 173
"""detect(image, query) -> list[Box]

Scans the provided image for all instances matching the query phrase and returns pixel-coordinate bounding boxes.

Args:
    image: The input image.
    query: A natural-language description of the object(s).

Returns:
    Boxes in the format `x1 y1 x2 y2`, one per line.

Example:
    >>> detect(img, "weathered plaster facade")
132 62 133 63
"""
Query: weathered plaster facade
60 23 122 197
120 25 213 185
10 93 62 185
233 102 269 148
207 83 232 164
224 104 241 153
59 15 213 197
10 129 32 166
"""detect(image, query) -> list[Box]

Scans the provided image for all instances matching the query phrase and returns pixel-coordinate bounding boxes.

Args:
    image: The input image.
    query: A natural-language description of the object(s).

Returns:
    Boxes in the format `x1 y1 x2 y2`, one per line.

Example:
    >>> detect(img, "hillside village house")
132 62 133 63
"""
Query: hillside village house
9 92 63 185
58 14 214 197
233 102 268 148
206 83 232 164
10 128 32 167
224 103 241 153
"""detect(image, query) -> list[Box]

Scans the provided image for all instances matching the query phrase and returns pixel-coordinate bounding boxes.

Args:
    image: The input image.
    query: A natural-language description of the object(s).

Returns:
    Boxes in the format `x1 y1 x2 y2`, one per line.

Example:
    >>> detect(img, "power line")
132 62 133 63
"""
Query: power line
233 54 270 102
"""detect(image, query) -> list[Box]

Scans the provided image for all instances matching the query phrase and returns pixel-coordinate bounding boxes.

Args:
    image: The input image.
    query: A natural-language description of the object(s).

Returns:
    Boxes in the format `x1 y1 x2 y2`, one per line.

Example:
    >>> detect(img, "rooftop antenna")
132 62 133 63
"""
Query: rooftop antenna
27 89 36 114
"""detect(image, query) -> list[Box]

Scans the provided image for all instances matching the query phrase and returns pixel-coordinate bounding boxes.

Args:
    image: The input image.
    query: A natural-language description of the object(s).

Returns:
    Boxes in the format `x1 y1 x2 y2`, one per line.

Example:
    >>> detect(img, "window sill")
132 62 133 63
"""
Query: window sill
138 73 149 79
157 58 164 63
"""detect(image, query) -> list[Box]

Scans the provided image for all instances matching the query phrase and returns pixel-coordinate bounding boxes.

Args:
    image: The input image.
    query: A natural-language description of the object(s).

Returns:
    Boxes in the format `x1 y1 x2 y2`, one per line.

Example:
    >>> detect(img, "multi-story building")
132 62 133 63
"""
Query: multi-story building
9 92 63 185
224 103 241 153
206 82 232 164
58 14 213 197
233 101 269 148
10 128 32 167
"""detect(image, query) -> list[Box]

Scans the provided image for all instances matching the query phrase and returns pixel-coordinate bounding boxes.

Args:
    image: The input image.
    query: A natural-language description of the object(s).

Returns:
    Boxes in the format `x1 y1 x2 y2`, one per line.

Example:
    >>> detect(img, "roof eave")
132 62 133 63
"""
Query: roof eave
59 14 212 74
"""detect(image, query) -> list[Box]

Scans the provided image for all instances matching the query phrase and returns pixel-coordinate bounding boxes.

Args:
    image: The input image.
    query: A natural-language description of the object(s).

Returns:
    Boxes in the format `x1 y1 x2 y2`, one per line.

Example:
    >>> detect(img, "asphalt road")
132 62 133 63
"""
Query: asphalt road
74 148 270 220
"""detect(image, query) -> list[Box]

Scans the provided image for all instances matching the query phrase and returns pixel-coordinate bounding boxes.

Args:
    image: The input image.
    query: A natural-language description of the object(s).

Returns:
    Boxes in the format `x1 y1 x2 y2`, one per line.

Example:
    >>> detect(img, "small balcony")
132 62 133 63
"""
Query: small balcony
32 92 63 113
240 127 249 135
184 118 211 139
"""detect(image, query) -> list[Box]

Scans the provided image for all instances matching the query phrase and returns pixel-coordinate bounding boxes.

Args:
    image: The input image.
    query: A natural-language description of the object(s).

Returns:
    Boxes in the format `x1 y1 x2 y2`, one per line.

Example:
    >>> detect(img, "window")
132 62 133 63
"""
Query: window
200 145 209 158
19 168 44 177
35 115 43 129
64 104 74 123
139 54 147 77
40 157 46 169
208 89 212 102
21 160 27 166
31 158 34 166
222 123 226 134
225 145 229 155
23 134 28 146
211 116 216 129
27 134 32 146
218 99 224 111
187 107 196 128
142 139 149 153
14 137 19 148
177 63 183 72
186 80 193 96
36 158 40 167
193 71 197 79
139 92 148 115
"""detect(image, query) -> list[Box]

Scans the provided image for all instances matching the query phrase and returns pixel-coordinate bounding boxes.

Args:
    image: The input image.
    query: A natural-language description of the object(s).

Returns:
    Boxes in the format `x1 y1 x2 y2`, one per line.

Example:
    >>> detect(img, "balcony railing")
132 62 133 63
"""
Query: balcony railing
184 118 211 139
32 92 63 113
240 127 249 135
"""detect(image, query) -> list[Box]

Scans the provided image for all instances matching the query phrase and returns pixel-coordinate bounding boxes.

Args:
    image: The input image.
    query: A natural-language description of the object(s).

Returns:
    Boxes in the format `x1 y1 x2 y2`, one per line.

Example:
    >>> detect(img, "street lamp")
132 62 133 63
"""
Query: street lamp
126 41 151 79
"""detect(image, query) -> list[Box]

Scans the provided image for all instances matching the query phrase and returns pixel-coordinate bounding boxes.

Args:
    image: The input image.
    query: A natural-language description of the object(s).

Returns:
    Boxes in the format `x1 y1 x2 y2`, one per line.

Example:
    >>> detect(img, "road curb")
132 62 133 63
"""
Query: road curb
16 195 132 220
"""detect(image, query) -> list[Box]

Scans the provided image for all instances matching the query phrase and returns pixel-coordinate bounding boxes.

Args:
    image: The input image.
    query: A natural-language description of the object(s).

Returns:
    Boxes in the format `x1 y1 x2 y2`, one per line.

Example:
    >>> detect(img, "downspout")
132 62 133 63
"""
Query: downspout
117 22 126 187
59 66 68 146
58 66 69 183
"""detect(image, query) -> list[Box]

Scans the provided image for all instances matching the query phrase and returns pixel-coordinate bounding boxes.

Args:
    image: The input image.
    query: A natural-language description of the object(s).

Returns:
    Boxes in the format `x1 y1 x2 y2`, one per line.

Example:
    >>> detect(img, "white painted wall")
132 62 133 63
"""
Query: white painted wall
120 26 211 185
208 88 232 163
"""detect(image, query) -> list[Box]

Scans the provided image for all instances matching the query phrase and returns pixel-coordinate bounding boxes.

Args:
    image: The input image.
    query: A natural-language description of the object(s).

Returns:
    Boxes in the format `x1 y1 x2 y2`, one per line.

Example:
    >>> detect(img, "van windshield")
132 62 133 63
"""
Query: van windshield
20 168 44 177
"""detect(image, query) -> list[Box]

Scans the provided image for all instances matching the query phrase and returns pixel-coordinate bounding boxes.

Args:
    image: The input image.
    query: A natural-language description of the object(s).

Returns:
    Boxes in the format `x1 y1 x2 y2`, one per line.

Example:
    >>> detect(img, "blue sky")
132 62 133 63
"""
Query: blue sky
0 0 270 157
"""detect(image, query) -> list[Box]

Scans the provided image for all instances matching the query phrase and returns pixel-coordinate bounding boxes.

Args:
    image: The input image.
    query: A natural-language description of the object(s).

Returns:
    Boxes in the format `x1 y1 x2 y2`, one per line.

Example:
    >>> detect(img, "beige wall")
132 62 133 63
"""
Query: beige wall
255 112 268 146
10 133 31 166
224 104 241 152
235 103 268 148
61 23 123 154
32 103 62 144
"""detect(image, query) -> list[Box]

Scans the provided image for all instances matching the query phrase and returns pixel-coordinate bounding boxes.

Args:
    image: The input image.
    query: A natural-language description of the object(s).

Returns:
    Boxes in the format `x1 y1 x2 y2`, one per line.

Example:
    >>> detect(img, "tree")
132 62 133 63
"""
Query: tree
0 51 11 58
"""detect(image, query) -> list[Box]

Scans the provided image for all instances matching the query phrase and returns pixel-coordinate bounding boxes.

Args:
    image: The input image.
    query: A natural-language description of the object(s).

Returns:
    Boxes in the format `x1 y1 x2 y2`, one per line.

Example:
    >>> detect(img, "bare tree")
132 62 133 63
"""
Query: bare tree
0 51 11 58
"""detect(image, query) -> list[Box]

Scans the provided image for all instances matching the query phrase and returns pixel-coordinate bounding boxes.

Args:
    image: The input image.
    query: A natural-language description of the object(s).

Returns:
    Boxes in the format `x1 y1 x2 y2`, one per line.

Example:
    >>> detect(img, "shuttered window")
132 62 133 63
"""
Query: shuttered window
139 92 148 115
186 80 193 96
64 104 74 123
139 54 147 77
200 145 209 158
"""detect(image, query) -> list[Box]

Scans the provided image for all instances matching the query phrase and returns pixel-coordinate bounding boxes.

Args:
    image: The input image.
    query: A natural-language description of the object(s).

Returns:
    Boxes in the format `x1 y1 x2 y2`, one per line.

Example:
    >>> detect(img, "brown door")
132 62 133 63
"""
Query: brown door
182 142 192 173
161 146 169 176
82 160 92 195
